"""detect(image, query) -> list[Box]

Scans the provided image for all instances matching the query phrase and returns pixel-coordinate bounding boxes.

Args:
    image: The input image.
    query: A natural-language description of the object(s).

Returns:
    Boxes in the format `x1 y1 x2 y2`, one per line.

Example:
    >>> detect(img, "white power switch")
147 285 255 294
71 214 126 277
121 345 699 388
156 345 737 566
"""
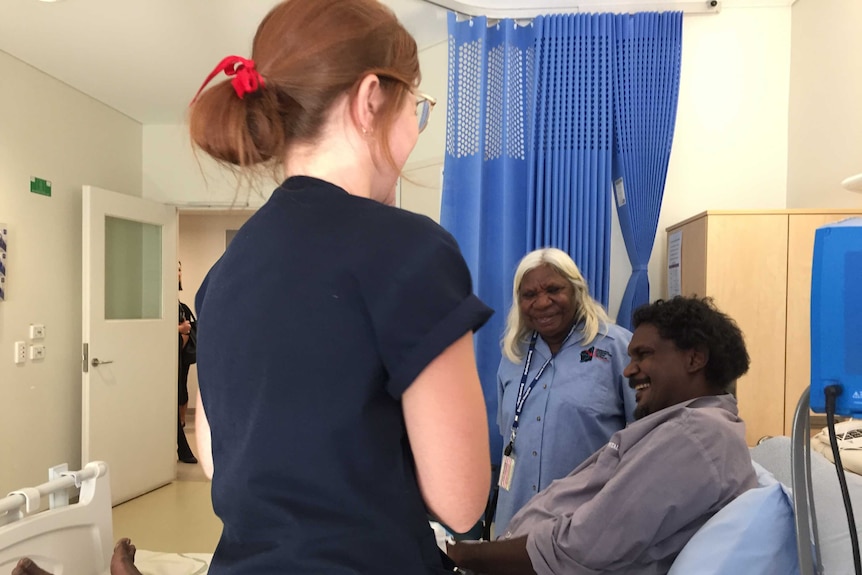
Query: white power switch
30 324 45 339
14 341 26 364
30 345 45 360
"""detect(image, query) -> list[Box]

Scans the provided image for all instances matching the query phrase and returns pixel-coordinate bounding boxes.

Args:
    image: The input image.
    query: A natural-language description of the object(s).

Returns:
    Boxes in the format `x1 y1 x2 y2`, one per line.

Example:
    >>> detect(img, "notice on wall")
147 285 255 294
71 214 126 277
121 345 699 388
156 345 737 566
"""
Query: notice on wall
0 224 7 301
667 230 682 297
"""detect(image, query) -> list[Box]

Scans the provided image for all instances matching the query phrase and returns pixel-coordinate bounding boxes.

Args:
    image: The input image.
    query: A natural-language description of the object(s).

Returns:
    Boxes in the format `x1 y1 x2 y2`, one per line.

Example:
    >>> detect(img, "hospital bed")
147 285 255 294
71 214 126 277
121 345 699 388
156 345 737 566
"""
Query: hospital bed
0 462 213 575
0 458 799 574
753 435 862 575
0 457 803 575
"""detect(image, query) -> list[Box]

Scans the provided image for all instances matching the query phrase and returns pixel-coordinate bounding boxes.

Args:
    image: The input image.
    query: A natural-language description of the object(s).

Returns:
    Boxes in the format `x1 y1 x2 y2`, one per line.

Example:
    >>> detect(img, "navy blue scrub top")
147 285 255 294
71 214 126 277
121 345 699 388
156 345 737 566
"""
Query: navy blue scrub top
196 176 492 574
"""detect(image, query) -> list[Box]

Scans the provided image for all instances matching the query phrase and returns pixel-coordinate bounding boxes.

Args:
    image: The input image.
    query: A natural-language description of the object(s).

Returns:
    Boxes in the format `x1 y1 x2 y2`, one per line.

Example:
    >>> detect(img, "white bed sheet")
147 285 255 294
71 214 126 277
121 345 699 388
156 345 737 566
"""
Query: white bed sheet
133 550 212 575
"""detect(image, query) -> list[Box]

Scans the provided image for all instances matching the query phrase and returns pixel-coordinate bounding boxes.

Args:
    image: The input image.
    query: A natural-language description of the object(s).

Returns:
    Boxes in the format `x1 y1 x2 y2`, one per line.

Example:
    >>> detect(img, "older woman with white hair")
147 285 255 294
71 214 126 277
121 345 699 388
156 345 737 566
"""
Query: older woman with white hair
494 247 636 536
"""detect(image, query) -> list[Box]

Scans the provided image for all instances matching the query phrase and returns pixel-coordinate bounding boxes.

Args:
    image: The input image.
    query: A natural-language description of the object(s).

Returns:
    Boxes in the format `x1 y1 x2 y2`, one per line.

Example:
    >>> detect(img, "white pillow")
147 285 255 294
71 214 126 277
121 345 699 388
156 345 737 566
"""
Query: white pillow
668 462 800 575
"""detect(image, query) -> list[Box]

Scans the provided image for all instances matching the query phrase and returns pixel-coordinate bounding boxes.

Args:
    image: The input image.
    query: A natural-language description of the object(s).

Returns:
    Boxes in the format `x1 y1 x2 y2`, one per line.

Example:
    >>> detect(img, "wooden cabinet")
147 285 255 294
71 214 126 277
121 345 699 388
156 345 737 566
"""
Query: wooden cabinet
666 210 862 445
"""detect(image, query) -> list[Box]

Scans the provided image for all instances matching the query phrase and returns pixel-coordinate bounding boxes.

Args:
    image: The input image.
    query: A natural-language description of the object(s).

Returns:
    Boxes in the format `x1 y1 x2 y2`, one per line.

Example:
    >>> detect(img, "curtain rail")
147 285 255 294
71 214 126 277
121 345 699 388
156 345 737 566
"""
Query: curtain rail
436 0 720 20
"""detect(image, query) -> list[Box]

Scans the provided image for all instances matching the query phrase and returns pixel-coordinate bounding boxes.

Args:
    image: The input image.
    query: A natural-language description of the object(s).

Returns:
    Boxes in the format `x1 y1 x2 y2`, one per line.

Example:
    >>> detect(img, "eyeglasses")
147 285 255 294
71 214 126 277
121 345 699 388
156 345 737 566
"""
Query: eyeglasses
416 93 437 133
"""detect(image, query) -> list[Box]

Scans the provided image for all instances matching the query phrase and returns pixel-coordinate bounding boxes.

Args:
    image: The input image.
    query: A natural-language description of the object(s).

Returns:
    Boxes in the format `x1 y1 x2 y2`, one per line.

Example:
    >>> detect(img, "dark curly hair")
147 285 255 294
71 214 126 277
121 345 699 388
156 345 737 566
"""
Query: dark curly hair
632 296 749 391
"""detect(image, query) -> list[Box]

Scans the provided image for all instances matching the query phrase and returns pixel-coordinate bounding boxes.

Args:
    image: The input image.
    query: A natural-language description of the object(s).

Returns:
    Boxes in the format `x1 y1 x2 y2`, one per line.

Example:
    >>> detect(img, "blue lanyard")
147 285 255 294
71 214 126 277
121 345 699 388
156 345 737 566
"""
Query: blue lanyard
504 324 576 456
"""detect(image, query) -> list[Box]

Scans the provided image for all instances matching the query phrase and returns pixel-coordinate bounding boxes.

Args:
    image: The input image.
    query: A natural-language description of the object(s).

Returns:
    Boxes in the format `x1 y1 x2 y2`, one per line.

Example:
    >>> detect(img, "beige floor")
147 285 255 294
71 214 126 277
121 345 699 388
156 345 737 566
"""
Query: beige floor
111 420 223 554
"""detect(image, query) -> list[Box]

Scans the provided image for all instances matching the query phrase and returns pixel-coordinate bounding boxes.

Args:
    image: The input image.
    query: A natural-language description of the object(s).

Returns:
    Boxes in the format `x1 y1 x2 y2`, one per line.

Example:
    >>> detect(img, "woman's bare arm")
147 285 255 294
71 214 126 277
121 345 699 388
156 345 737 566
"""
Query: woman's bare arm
195 393 214 479
402 332 491 533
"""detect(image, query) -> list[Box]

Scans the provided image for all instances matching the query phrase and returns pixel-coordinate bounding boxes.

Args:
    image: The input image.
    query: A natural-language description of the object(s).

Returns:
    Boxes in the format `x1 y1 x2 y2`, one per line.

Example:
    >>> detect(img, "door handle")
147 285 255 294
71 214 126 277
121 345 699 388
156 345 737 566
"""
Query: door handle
91 358 114 367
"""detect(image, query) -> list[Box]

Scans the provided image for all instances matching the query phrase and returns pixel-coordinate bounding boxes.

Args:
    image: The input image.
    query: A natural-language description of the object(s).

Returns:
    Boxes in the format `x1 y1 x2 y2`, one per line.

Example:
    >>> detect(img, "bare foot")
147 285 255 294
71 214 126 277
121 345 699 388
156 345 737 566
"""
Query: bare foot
110 538 142 575
12 558 53 575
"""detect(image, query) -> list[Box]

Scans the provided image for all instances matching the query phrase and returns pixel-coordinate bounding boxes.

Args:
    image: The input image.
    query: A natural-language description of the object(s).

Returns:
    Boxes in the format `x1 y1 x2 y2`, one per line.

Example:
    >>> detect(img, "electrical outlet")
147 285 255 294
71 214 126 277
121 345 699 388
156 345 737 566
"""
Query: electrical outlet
30 324 45 339
14 341 26 364
30 344 45 360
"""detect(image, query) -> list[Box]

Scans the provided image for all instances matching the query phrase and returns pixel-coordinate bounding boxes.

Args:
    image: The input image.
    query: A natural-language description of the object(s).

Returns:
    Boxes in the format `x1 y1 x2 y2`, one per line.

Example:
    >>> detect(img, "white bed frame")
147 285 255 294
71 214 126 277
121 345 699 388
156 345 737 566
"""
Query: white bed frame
0 461 113 575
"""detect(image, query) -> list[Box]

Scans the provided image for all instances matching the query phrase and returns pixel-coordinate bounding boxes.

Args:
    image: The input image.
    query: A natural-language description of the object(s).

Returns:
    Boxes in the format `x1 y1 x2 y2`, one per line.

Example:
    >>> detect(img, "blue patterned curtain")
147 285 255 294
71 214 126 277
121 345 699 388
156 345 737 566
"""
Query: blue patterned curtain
529 14 615 305
442 15 532 460
612 12 683 329
443 11 682 460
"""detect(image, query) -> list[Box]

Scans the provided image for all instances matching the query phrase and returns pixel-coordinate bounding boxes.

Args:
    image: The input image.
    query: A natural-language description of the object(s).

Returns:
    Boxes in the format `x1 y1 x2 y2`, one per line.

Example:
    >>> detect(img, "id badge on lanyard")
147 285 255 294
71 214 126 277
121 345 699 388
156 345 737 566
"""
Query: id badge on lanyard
499 452 516 491
498 325 576 491
499 333 551 491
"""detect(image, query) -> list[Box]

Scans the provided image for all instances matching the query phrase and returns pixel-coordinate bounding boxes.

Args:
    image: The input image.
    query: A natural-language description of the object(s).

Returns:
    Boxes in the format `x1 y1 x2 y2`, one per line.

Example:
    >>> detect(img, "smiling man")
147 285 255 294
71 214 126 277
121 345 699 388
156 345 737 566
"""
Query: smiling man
447 296 758 575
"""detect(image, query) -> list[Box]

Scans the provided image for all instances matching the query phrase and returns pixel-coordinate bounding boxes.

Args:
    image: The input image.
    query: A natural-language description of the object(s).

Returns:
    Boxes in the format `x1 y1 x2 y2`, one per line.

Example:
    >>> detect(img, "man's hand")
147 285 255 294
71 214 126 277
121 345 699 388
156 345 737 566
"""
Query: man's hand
179 320 191 347
446 540 468 566
445 537 535 575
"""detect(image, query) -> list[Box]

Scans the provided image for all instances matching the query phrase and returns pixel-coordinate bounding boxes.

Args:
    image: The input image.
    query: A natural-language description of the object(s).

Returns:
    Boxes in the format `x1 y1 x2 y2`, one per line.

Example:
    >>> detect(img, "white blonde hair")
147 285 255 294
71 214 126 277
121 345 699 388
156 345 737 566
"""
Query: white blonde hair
502 247 610 363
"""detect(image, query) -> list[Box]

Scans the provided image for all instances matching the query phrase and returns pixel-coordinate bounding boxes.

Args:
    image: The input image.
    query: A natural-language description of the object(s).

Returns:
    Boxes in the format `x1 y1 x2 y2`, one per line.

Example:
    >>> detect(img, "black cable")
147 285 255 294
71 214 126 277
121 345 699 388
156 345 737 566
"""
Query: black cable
825 384 862 575
482 485 499 541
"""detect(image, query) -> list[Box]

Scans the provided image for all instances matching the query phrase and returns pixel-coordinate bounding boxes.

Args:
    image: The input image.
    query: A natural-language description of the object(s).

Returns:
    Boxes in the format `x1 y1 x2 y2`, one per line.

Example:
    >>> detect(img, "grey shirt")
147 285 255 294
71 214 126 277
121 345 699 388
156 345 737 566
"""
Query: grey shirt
505 394 757 575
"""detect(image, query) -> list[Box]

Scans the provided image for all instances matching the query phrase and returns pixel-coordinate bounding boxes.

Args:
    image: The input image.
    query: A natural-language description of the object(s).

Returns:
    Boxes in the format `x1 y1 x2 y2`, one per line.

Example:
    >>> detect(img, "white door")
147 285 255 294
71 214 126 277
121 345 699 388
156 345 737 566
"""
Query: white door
82 186 177 505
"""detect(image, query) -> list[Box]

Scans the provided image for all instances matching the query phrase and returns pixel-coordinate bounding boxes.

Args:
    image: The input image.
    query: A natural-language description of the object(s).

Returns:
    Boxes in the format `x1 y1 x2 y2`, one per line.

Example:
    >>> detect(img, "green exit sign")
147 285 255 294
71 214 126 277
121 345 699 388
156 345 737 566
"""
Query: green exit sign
30 177 52 197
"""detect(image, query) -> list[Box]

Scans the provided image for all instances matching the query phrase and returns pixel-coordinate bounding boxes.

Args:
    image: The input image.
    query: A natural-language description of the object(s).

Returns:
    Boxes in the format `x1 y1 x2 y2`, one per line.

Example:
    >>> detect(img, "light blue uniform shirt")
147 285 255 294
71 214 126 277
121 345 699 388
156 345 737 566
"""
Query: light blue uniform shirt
495 322 636 535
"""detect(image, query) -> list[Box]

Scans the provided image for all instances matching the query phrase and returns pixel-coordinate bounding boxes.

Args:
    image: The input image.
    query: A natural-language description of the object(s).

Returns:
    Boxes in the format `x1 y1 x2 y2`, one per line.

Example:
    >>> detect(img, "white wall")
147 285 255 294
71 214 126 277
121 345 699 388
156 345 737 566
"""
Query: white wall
0 50 142 494
630 5 792 314
143 124 274 207
411 41 450 170
787 0 862 208
142 40 452 215
400 41 450 219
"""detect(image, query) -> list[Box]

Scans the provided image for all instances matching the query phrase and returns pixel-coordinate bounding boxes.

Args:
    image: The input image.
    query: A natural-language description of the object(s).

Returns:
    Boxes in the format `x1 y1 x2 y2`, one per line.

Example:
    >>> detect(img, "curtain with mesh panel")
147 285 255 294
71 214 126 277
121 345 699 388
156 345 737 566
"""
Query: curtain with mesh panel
442 15 533 464
528 13 615 305
442 11 682 463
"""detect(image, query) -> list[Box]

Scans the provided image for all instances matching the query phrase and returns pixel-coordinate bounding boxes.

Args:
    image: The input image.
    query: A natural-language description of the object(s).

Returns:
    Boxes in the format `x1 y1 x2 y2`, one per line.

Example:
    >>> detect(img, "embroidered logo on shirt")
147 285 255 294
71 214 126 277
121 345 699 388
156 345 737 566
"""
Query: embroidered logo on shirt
580 347 612 363
608 441 619 451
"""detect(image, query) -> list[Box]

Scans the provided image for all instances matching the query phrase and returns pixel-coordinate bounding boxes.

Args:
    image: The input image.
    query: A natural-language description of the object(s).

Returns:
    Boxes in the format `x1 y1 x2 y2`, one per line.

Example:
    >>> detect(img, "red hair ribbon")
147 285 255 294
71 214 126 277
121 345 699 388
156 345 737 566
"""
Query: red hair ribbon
191 56 265 103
